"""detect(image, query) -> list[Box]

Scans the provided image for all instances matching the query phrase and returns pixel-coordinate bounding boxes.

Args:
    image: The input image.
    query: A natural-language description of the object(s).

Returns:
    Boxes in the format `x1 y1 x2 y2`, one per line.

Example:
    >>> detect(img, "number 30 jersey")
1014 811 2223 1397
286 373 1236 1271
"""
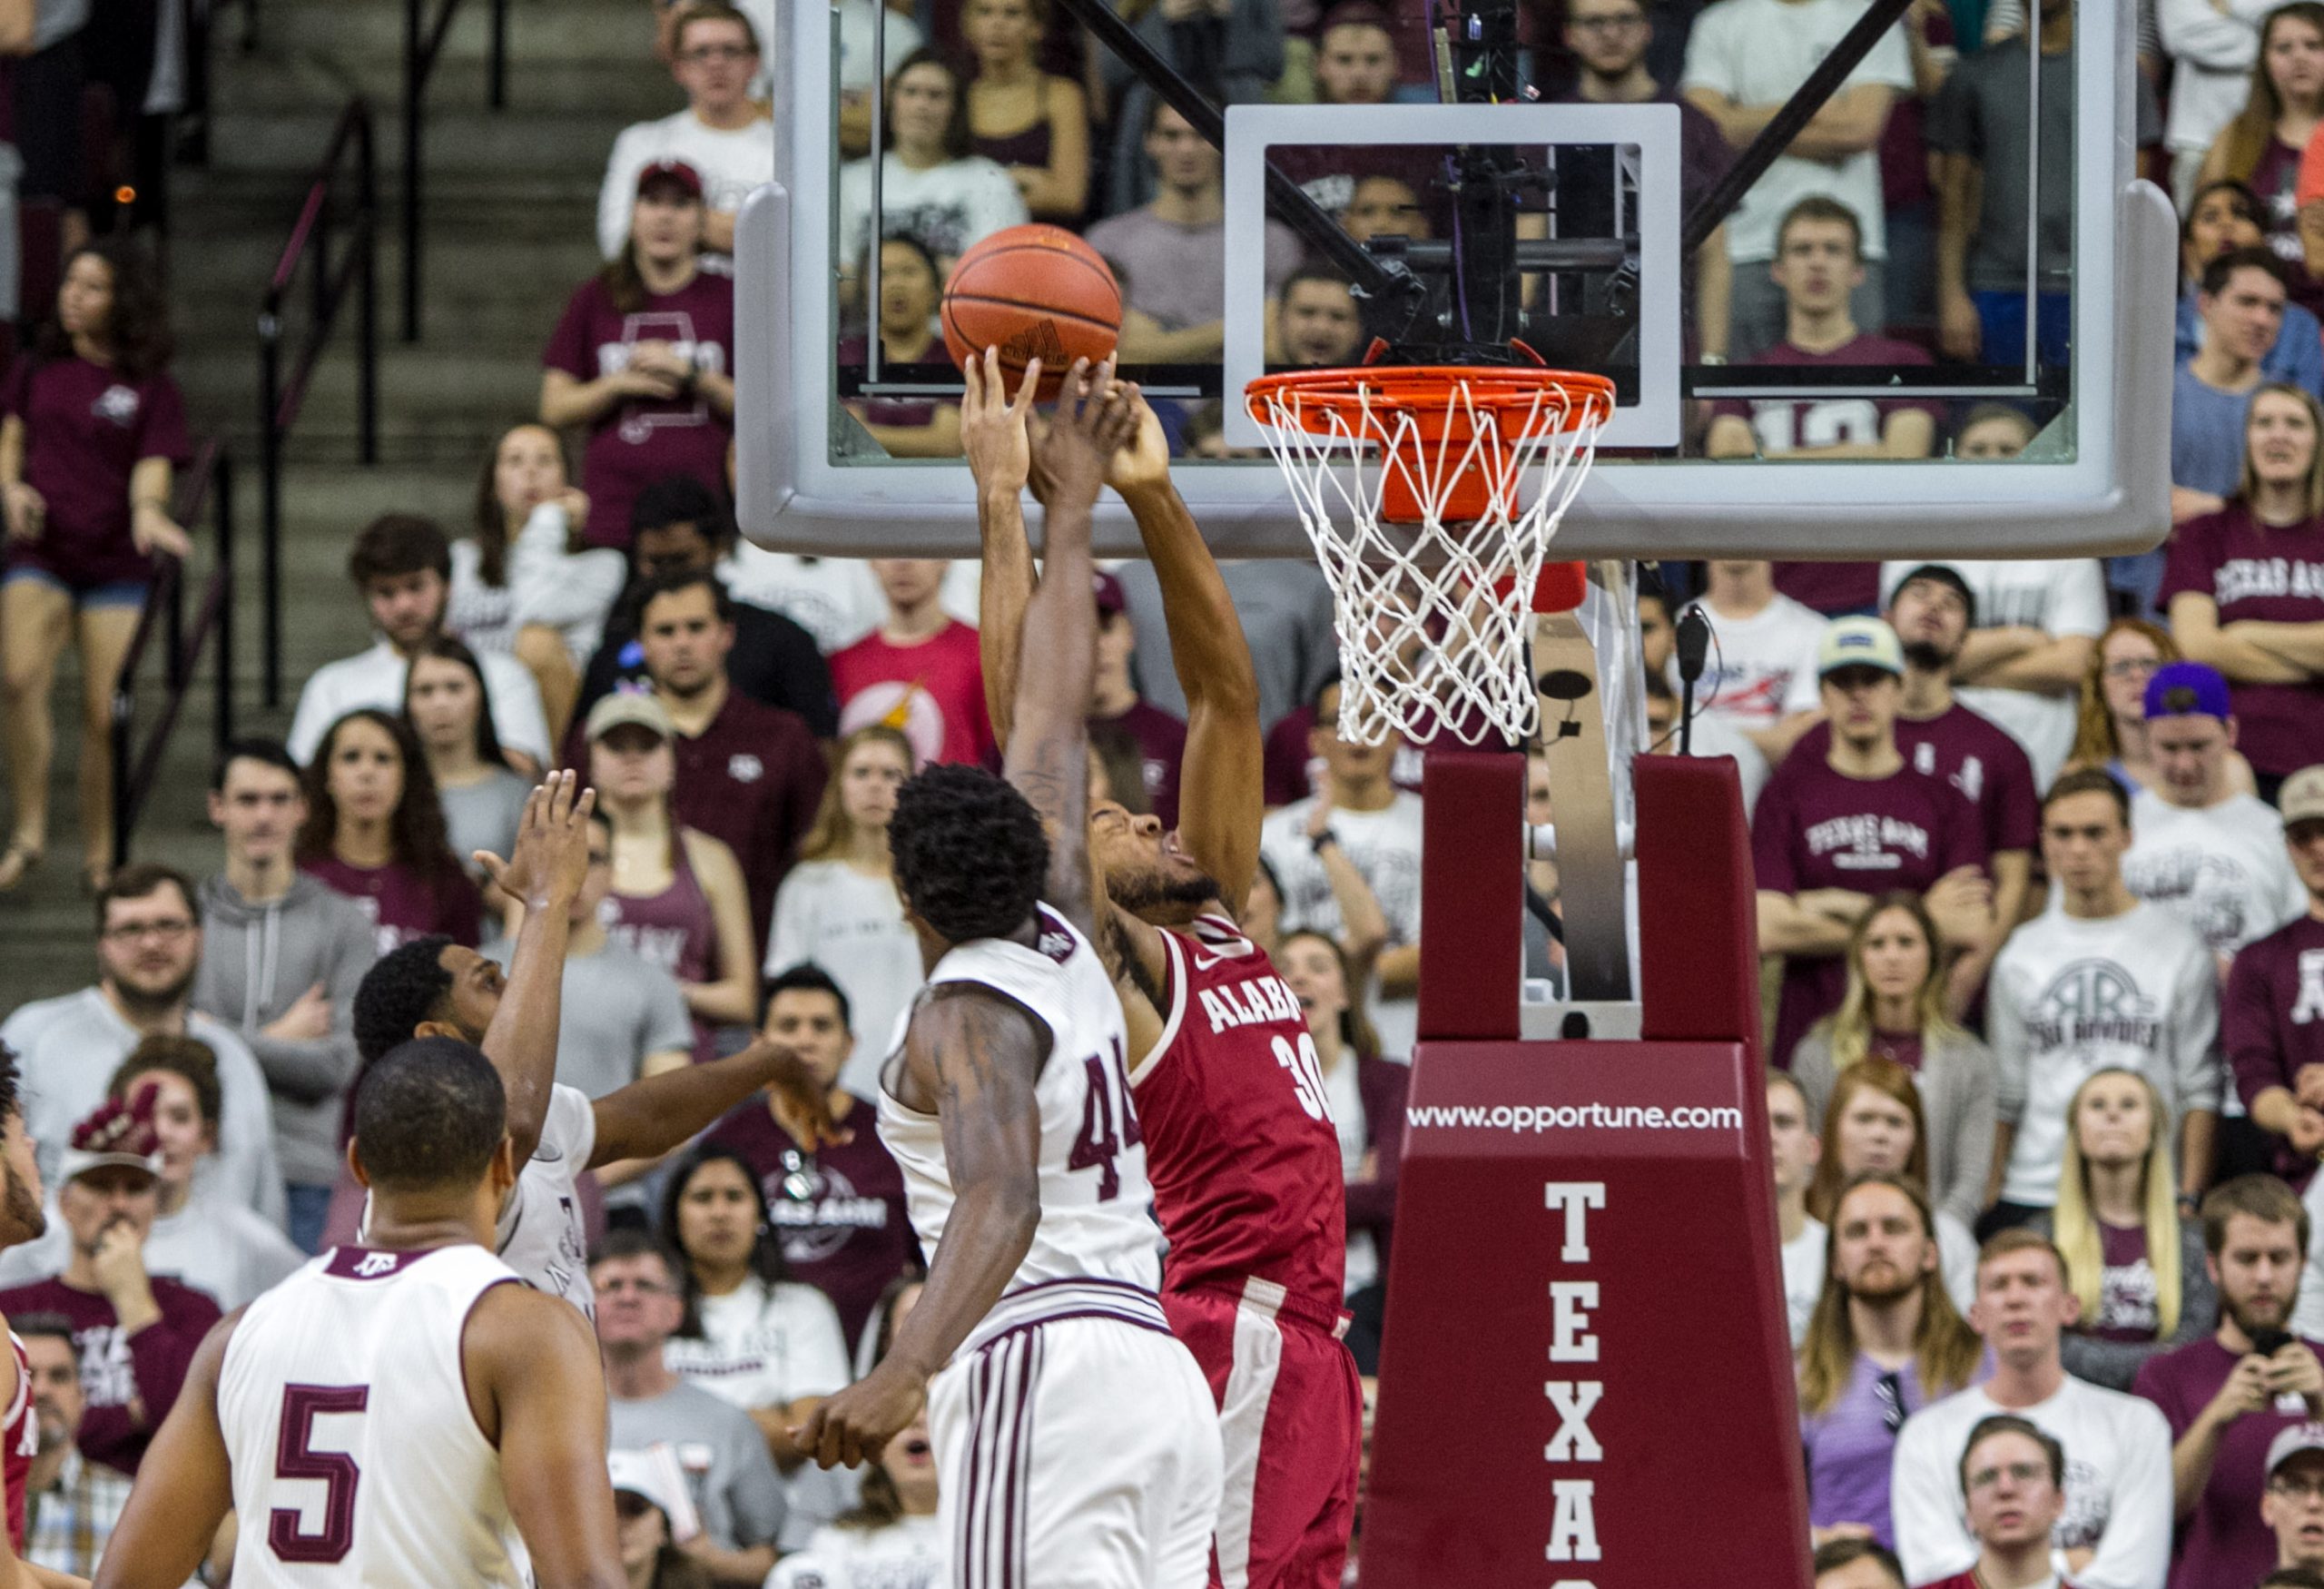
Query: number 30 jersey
1130 913 1348 1318
217 1244 532 1588
879 905 1162 1302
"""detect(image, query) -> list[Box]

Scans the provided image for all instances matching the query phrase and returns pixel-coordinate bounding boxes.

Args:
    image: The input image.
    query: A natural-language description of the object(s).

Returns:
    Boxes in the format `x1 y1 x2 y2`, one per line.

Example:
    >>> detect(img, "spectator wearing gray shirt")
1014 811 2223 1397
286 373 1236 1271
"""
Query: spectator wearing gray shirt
594 1230 787 1587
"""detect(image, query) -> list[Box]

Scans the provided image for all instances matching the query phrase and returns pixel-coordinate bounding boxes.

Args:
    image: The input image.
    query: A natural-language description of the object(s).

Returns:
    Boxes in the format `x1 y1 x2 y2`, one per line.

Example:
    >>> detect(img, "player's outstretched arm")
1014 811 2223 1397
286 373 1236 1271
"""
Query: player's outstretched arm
1007 359 1140 937
1107 400 1265 913
587 1032 841 1170
467 1282 626 1589
794 988 1046 1470
965 349 1042 740
90 1315 241 1589
470 771 596 1161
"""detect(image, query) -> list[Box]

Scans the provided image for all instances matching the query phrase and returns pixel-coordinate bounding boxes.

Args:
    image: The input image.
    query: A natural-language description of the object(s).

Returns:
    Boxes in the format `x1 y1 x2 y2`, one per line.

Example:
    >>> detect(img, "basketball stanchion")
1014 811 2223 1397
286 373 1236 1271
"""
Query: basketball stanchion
1247 360 1813 1587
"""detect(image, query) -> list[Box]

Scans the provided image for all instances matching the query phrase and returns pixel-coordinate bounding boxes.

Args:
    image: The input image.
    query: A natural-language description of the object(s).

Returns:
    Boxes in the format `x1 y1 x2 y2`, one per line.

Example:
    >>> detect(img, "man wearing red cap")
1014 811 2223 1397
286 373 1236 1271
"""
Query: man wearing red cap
597 1 773 261
0 1091 221 1483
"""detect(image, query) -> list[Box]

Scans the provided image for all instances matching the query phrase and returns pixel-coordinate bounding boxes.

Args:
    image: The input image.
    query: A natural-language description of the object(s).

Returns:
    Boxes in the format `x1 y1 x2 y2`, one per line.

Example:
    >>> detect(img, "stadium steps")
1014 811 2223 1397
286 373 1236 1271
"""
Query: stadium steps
0 0 662 1002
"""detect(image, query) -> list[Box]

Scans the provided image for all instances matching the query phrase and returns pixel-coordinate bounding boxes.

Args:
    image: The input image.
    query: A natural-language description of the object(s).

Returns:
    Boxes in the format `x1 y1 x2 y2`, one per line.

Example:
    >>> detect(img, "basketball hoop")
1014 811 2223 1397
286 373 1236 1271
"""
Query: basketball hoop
1244 364 1615 748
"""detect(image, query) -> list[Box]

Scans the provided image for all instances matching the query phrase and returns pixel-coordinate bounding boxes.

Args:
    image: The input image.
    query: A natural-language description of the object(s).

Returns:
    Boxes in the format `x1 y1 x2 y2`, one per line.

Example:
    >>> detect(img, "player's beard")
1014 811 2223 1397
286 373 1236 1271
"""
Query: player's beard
0 1157 44 1246
1106 866 1223 918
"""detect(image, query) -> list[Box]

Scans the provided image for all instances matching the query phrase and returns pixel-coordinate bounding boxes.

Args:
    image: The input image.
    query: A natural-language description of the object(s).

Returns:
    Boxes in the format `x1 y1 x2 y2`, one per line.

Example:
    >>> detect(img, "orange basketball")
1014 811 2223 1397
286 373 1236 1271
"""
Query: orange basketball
941 224 1123 400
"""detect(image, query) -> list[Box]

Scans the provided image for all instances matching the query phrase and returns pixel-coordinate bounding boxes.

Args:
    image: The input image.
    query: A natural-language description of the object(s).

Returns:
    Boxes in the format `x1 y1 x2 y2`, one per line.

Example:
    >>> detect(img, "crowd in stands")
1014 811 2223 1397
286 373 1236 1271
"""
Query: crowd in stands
12 0 2324 1582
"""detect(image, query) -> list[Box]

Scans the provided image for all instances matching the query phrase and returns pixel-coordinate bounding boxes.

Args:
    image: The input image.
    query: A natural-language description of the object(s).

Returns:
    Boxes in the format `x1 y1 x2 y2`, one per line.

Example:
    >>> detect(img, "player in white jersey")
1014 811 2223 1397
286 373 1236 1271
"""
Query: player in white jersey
91 1037 625 1589
351 775 834 1314
800 361 1223 1588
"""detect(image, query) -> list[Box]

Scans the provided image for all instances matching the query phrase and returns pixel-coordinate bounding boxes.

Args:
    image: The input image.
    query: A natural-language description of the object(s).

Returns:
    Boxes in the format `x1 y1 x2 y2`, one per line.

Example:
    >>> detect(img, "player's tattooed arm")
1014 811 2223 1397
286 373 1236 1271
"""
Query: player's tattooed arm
89 1313 244 1589
797 987 1048 1469
964 348 1040 739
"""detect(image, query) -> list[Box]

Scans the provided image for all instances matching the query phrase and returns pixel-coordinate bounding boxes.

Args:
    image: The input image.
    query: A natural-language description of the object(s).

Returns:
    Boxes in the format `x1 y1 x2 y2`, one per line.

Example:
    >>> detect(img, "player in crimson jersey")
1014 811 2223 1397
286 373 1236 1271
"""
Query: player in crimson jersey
0 1046 77 1588
969 350 1362 1589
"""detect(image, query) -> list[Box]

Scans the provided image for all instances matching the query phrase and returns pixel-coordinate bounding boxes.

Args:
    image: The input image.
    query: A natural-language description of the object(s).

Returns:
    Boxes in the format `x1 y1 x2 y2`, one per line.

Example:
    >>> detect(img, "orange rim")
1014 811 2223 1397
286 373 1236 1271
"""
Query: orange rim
1244 365 1617 440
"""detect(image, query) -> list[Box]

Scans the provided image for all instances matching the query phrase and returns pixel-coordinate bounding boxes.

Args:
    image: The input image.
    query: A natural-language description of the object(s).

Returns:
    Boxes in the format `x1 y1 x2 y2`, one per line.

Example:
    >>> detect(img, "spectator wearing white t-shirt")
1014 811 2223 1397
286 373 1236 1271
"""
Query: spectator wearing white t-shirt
2123 663 2308 972
1772 1070 1828 1347
1681 559 1827 764
1681 0 1913 360
1988 770 2221 1222
1259 679 1423 1059
1877 540 2110 793
1891 1230 2174 1589
836 48 1028 298
600 4 773 261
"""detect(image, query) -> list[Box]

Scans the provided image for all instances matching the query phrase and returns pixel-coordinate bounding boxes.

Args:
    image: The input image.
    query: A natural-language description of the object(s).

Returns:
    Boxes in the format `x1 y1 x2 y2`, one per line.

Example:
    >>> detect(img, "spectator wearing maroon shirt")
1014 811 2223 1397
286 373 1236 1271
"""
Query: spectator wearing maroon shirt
587 571 824 956
2262 1424 2324 1581
0 241 191 894
831 559 996 770
541 160 735 551
2230 765 2324 1189
0 1092 223 1478
1708 198 1939 617
2166 383 2324 802
295 709 483 954
704 964 914 1352
1793 566 2041 981
1915 1416 2079 1589
1089 570 1186 829
2135 1176 2324 1589
574 476 837 738
1753 617 1994 1068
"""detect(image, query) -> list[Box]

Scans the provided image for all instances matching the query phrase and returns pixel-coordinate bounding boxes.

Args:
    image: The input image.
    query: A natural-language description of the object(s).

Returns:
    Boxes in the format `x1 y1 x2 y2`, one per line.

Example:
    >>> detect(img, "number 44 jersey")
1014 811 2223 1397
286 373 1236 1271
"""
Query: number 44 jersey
880 905 1163 1296
216 1244 532 1588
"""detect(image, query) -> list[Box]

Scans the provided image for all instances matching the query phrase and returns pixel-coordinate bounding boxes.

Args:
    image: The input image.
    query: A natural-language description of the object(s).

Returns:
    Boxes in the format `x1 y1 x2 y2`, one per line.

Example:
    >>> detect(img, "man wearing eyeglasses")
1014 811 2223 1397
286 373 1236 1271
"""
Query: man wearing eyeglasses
596 1 773 262
1915 1416 2079 1589
0 863 285 1229
2261 1424 2324 1579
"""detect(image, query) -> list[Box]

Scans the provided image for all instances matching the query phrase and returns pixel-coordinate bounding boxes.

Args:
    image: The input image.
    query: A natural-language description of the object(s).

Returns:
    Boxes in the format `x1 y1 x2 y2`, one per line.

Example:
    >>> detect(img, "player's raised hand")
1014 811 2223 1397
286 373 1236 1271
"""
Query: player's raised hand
961 347 1040 498
1102 387 1172 502
477 769 597 912
1033 357 1141 512
793 1359 927 1470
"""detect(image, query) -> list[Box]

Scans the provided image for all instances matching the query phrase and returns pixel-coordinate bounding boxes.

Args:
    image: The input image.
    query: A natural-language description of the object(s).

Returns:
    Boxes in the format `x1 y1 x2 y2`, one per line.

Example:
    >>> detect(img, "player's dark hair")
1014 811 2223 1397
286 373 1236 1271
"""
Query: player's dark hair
347 513 452 587
350 1038 507 1191
885 48 971 160
763 962 853 1030
629 473 736 551
353 935 459 1062
94 863 200 939
2040 765 2132 827
110 1033 224 1130
658 1146 790 1337
1776 194 1864 262
7 1311 74 1354
1957 1413 2064 1494
2201 243 2290 299
211 735 299 794
1809 1538 1904 1588
888 763 1049 943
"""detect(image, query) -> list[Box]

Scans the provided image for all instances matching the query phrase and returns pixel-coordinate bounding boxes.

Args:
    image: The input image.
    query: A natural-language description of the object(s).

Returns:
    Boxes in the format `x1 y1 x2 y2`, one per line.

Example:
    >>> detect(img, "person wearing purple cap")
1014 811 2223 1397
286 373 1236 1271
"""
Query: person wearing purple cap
2122 664 2306 1003
596 2 773 261
0 1090 222 1482
1089 568 1187 829
2163 381 2324 804
543 159 735 552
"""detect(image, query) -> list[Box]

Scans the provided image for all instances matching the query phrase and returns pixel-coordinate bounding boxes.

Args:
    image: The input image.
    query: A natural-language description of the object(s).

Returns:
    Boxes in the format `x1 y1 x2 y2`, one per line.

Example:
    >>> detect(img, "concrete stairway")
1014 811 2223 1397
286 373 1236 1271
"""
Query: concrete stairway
2 0 671 1002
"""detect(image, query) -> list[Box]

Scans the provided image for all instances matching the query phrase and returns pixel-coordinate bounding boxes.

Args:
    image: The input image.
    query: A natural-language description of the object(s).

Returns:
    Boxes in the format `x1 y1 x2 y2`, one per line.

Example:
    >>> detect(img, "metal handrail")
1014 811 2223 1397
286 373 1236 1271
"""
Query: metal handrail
403 0 509 341
110 442 237 870
259 96 379 710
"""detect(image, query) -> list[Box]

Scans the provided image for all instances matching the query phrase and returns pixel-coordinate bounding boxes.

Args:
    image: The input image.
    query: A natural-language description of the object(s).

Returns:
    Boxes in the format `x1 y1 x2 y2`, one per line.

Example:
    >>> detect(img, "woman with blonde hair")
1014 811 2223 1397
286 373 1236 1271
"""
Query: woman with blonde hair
2162 381 2324 803
2030 1068 2216 1390
1792 894 1995 1229
1807 1060 1980 1310
763 725 921 1098
2064 616 2259 797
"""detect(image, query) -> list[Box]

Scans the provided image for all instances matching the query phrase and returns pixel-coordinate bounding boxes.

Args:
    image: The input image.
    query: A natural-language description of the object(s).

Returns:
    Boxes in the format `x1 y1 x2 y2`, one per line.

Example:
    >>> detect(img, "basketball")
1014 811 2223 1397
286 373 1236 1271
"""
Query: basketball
940 223 1123 400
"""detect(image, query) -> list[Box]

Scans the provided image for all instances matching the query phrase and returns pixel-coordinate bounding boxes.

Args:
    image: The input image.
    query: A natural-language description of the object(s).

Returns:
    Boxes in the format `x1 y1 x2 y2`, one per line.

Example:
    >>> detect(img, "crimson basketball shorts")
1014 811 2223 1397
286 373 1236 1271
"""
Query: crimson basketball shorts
1165 1278 1364 1589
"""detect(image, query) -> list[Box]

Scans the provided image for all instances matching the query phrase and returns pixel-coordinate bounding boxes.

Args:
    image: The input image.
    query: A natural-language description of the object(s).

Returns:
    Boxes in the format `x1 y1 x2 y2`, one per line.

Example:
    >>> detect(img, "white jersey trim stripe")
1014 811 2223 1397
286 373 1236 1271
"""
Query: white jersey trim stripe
1129 927 1191 1088
1214 1298 1290 1589
960 1277 1171 1358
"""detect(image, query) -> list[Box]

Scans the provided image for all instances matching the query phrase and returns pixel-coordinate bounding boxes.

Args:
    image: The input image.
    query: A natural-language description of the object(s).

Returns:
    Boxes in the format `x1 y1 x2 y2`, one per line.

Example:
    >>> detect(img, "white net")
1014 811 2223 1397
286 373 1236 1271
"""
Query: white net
1246 370 1610 748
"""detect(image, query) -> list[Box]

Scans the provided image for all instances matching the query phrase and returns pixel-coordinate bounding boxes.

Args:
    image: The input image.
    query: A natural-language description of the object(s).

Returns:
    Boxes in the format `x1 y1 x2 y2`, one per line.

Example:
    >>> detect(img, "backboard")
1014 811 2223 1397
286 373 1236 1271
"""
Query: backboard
734 0 2171 561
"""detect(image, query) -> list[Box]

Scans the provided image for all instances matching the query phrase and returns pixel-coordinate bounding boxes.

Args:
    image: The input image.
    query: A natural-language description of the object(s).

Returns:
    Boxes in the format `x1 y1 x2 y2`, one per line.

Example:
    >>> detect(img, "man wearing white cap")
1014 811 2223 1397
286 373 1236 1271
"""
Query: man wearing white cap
2231 765 2324 1207
1752 616 1995 1064
2262 1423 2324 1577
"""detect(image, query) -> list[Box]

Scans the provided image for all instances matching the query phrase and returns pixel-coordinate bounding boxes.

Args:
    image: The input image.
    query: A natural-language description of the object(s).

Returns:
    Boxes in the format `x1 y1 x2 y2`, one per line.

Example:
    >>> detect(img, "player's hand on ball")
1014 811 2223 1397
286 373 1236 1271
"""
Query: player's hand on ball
1034 358 1141 511
961 347 1039 497
1102 389 1171 500
794 1362 926 1469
